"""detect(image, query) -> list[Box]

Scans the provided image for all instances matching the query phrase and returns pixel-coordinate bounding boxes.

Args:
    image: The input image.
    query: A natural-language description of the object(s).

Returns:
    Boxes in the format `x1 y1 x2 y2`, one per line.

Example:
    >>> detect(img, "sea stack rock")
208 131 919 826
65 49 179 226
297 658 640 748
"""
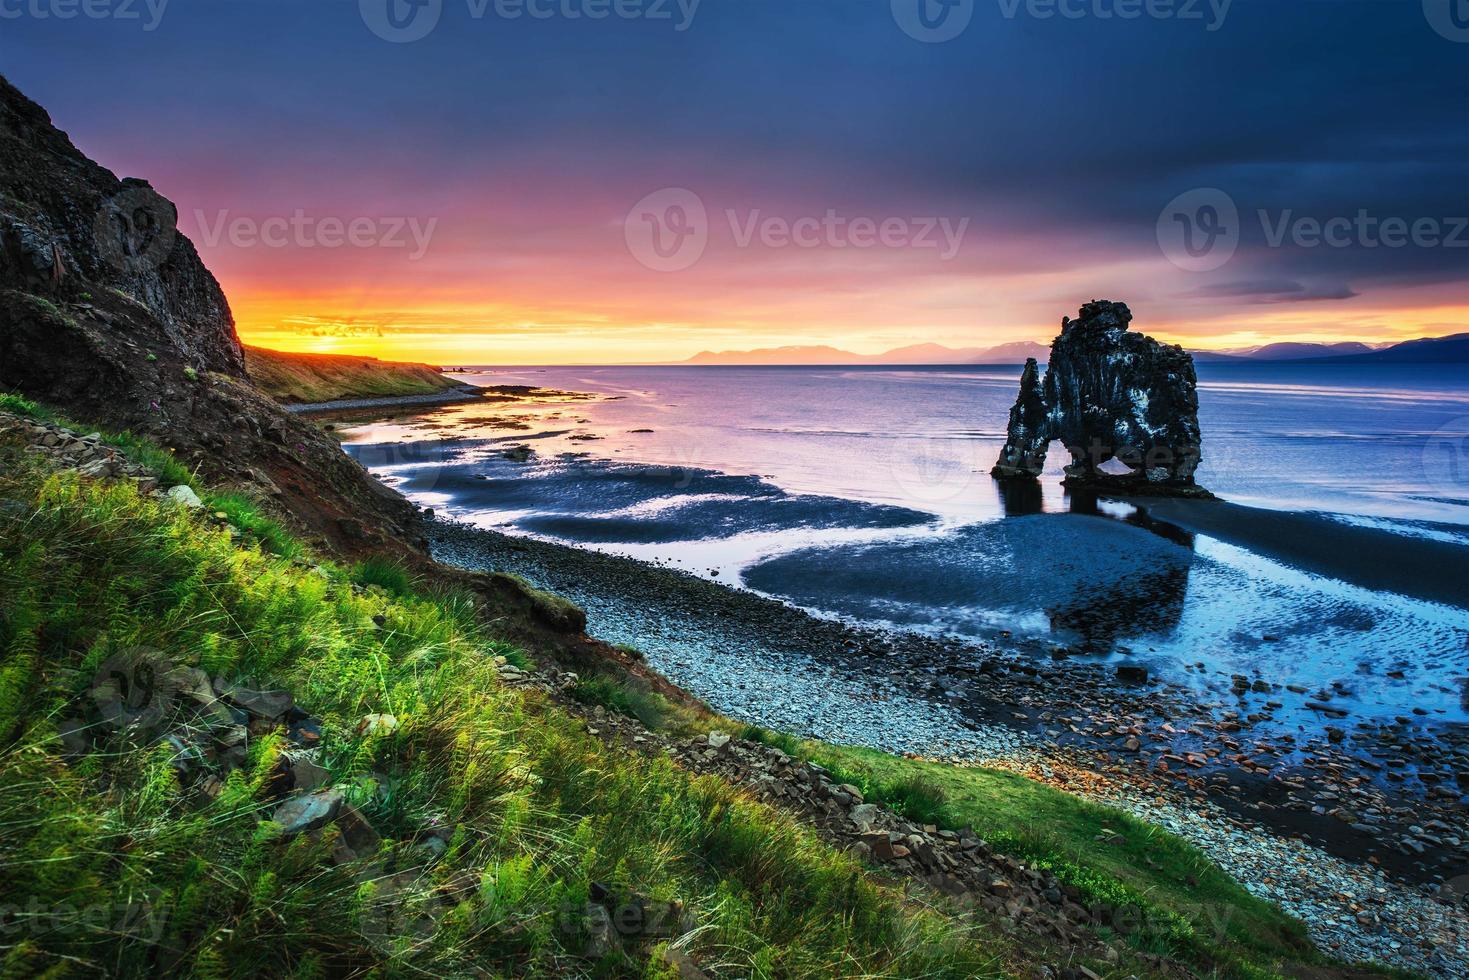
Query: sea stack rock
991 300 1210 497
991 358 1049 478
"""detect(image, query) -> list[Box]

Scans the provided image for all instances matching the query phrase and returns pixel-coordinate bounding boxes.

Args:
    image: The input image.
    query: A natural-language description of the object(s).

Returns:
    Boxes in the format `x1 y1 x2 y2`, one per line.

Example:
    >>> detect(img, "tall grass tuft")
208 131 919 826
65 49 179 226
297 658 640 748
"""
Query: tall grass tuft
206 491 302 557
569 673 669 729
350 554 417 598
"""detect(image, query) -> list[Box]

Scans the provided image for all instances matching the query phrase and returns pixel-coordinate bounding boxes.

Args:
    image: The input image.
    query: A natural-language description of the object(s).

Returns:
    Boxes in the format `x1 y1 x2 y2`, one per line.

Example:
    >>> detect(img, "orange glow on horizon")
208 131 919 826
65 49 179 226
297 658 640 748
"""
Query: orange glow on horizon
233 283 1469 366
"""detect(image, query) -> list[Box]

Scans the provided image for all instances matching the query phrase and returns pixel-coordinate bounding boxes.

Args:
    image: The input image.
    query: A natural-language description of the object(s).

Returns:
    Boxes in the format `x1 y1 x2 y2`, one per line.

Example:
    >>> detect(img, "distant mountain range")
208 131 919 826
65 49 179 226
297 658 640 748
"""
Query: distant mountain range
678 334 1466 366
678 340 1052 365
1195 341 1376 362
1288 333 1469 364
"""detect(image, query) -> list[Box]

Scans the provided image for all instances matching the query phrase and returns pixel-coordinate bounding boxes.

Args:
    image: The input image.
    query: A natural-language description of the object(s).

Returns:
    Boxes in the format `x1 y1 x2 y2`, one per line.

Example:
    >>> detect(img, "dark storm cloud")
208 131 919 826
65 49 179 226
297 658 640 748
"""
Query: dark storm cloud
1 0 1464 297
1184 279 1360 303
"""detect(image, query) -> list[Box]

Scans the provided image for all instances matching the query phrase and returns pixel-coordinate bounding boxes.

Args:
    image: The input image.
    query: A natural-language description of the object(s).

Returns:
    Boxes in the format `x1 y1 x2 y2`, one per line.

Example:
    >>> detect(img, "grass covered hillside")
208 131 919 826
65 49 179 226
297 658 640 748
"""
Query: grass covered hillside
242 346 467 404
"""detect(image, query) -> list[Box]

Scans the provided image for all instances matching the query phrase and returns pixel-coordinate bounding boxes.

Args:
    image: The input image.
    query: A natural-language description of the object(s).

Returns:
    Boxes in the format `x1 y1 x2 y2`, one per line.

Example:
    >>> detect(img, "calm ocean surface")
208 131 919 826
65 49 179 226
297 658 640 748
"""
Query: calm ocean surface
345 363 1469 722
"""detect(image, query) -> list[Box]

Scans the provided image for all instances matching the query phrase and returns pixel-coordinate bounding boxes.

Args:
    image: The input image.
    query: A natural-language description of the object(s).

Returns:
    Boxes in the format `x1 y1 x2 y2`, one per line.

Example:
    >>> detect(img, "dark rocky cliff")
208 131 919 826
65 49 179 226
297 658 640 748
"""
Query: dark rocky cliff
0 75 423 552
992 300 1209 497
0 76 243 375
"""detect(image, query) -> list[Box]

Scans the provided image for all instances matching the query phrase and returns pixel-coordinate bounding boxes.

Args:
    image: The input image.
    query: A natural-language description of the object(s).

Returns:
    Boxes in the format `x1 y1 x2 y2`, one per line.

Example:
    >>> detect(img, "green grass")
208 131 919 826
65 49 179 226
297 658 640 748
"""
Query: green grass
0 392 45 418
0 403 1407 980
496 645 532 671
15 291 79 329
737 732 1335 979
104 431 196 489
108 287 145 308
242 346 462 404
204 491 302 558
350 554 418 598
0 443 1038 978
569 673 672 730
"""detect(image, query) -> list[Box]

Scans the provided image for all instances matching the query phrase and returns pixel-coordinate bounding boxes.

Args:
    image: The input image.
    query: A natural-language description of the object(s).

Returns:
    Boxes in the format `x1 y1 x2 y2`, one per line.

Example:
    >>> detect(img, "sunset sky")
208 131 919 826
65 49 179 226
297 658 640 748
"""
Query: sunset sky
3 0 1466 363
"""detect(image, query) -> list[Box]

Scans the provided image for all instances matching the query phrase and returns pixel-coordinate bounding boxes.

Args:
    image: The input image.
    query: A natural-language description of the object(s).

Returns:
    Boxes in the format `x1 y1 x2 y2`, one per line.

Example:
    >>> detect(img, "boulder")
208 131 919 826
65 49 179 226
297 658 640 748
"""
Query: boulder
222 685 293 722
1115 664 1149 684
166 485 203 509
330 804 383 863
272 788 343 835
89 648 186 735
283 752 331 793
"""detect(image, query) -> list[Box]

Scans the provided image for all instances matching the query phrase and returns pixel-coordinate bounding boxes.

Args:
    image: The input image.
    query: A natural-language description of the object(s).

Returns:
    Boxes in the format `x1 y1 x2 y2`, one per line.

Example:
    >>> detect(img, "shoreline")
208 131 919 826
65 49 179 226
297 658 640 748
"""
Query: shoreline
282 385 486 414
425 514 1468 975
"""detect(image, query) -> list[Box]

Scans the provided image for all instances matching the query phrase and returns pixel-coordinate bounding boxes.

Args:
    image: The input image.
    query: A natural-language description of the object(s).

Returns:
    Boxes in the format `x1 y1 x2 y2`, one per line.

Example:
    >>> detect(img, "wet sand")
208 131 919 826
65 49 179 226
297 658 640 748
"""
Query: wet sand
1131 497 1469 609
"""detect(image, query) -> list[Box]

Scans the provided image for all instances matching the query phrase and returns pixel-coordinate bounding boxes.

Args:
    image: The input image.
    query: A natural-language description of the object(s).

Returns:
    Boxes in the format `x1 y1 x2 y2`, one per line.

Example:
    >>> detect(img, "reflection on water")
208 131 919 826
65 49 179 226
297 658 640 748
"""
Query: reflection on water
991 481 1197 647
998 480 1199 548
995 475 1043 517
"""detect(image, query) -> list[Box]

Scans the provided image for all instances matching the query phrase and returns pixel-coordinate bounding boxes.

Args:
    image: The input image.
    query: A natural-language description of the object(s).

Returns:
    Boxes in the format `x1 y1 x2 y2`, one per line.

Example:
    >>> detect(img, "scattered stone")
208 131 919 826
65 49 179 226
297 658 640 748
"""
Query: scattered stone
849 803 879 832
284 752 331 793
272 789 343 835
166 484 203 508
223 685 293 722
358 713 398 735
1115 664 1149 684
